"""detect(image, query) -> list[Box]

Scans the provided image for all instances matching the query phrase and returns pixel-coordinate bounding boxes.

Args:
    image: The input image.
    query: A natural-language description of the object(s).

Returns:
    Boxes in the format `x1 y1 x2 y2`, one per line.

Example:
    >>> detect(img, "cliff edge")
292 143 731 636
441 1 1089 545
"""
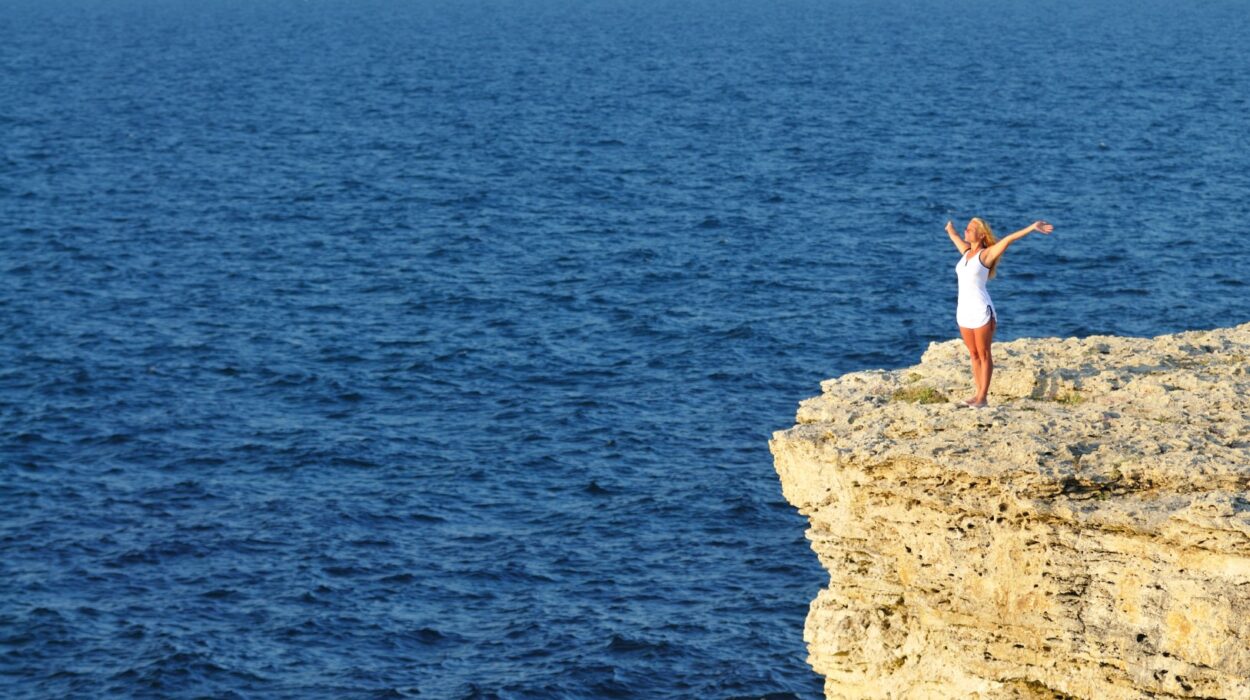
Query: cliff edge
769 322 1250 699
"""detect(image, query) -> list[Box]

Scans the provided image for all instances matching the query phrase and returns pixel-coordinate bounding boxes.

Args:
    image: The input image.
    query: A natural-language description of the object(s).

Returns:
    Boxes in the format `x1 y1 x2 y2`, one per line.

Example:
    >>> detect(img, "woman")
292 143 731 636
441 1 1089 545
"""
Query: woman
945 217 1053 407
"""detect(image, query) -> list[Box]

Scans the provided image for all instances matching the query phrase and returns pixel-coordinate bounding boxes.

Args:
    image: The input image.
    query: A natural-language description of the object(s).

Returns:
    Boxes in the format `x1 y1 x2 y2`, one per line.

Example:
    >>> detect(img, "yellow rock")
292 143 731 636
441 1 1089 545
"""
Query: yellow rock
770 320 1250 699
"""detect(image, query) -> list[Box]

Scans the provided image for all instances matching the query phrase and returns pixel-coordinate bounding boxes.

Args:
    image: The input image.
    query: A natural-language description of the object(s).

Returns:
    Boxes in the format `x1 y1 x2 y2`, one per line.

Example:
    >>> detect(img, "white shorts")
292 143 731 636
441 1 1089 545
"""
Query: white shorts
957 303 996 329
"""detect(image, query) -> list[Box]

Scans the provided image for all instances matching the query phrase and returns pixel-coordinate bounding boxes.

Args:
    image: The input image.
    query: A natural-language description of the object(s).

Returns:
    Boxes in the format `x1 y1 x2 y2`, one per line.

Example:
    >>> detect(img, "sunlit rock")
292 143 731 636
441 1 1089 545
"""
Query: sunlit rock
770 321 1250 699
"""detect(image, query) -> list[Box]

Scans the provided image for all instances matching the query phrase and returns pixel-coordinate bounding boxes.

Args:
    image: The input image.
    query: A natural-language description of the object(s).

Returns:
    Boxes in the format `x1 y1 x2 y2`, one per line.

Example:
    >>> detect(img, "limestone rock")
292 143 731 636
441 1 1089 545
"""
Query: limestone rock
769 321 1250 699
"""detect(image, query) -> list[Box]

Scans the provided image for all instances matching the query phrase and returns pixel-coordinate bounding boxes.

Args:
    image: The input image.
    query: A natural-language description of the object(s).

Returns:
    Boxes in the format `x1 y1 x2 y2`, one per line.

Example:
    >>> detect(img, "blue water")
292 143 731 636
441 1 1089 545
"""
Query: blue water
3 0 1249 697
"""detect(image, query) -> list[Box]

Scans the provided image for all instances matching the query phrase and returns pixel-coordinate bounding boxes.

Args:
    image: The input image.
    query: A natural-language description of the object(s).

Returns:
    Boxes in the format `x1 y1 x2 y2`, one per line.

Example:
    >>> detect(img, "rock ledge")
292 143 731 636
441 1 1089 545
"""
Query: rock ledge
769 321 1250 699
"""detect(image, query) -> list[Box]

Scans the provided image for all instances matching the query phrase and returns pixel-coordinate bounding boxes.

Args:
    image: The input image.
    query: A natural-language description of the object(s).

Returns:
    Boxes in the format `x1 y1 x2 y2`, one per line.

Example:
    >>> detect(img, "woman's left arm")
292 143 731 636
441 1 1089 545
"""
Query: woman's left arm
982 220 1054 267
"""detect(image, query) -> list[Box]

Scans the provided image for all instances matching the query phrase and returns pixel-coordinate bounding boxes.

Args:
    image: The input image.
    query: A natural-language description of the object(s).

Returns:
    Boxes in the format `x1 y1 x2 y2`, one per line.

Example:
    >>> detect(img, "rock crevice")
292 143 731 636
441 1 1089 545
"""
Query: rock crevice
770 322 1250 699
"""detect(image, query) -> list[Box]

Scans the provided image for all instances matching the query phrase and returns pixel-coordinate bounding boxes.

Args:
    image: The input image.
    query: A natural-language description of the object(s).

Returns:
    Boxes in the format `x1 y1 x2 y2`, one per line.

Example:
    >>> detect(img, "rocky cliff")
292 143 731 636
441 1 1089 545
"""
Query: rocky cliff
769 322 1250 699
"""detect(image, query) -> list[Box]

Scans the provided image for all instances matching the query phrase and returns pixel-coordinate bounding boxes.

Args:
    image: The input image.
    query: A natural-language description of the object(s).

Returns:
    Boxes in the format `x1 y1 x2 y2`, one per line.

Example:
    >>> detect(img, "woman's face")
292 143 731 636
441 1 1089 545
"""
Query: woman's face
963 221 982 245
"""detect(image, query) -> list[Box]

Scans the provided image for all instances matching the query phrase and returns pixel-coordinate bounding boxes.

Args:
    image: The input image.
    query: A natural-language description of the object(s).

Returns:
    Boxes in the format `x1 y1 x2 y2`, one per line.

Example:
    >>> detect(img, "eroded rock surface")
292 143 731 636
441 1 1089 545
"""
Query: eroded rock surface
769 322 1250 699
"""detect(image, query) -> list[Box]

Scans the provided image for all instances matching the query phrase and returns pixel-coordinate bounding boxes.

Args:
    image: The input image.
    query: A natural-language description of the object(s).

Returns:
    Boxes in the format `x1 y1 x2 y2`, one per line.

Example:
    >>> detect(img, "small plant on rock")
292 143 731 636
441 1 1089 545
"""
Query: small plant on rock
891 386 949 404
1055 391 1085 405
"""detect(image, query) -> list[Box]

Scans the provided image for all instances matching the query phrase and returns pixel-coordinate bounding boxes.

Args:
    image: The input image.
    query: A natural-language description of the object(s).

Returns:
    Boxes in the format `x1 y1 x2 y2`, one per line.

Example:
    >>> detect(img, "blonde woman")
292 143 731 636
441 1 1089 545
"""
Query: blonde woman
945 218 1054 407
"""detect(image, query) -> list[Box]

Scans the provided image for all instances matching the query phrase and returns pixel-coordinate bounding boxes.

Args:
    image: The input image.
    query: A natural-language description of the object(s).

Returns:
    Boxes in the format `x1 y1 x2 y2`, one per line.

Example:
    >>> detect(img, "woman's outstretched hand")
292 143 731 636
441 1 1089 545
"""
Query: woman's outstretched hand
1032 221 1055 234
945 220 958 236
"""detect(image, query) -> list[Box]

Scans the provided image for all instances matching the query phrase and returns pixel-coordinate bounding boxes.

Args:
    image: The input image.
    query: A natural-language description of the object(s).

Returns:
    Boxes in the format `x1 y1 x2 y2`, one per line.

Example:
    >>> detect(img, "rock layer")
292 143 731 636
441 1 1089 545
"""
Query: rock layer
769 322 1250 699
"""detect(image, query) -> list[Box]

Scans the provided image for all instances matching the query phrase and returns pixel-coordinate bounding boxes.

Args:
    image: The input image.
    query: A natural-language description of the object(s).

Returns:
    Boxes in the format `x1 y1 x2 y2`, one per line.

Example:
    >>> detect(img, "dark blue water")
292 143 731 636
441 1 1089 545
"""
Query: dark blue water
2 0 1248 697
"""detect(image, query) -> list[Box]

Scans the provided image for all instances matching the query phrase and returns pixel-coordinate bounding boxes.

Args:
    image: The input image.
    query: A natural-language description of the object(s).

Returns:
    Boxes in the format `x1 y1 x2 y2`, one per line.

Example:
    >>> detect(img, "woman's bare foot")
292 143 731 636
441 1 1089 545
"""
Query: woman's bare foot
968 398 989 408
963 397 979 406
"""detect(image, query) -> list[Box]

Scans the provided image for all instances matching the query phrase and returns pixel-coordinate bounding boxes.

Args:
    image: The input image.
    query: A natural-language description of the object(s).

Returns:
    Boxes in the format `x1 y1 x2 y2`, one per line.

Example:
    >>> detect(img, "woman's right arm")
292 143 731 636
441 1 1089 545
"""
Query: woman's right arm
945 221 968 253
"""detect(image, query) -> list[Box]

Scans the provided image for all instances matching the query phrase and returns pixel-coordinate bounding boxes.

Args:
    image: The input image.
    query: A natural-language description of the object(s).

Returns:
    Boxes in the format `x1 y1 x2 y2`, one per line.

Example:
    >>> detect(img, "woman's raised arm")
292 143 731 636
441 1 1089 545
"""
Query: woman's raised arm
983 220 1053 267
945 220 969 253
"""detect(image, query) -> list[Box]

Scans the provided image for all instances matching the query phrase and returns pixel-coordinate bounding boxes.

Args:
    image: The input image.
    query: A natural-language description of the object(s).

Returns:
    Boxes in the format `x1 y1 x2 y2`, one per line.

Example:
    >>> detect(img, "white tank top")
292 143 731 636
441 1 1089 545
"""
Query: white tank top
955 250 996 329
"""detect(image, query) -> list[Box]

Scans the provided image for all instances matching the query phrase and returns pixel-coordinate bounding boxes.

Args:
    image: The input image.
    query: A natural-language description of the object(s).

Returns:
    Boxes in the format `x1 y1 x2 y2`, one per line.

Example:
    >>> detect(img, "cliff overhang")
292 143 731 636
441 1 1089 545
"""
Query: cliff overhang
769 322 1250 699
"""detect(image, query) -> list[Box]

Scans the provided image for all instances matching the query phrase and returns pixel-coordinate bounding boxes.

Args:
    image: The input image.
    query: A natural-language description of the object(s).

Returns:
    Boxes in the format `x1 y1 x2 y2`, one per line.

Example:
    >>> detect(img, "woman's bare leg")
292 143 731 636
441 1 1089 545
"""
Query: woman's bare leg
959 325 981 404
970 317 996 405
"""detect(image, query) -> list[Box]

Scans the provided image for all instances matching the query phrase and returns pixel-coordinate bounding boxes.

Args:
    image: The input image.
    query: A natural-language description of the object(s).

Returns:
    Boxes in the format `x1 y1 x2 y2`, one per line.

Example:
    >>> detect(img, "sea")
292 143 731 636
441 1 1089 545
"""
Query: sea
2 0 1248 697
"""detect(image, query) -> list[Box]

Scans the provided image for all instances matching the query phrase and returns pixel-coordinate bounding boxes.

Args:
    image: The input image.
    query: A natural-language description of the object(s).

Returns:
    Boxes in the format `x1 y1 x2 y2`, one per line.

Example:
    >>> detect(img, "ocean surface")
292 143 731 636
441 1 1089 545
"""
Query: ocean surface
2 0 1249 697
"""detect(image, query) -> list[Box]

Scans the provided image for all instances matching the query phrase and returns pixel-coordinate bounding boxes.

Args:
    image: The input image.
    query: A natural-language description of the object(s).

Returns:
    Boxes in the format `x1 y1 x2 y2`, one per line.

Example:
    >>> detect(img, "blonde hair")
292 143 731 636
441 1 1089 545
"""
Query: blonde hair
970 217 999 280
